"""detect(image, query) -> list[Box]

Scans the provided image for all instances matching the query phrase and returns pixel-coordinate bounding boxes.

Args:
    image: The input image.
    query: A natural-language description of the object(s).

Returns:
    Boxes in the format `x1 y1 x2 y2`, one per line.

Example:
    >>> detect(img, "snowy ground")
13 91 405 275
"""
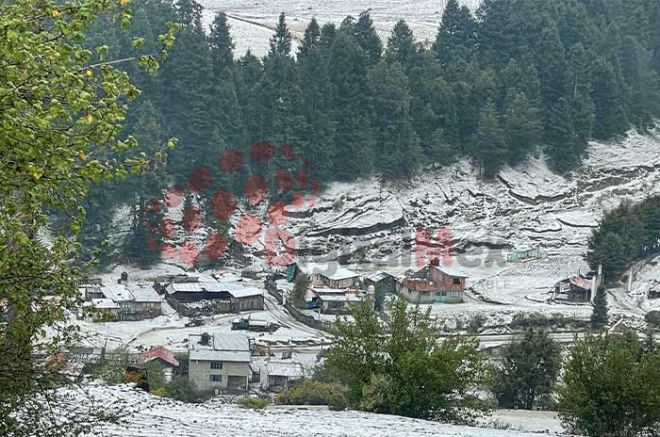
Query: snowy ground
72 129 660 357
49 384 564 437
272 129 660 329
198 0 482 57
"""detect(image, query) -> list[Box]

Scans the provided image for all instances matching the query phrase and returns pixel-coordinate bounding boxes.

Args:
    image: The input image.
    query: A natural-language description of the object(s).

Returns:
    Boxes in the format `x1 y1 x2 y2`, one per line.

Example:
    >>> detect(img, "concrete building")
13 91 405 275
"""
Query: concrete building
188 333 251 393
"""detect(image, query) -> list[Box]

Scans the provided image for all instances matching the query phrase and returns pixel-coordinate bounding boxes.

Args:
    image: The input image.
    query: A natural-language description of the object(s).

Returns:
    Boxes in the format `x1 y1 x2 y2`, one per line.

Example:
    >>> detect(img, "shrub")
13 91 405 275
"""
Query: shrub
236 396 269 410
645 310 660 328
165 376 199 403
558 334 660 436
283 379 347 411
467 314 486 333
151 387 167 397
493 329 562 410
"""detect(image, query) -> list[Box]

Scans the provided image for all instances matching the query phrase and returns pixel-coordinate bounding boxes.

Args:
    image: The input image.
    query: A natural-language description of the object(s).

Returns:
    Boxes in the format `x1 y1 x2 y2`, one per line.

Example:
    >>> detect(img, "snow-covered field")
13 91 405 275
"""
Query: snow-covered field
198 0 482 57
50 384 562 436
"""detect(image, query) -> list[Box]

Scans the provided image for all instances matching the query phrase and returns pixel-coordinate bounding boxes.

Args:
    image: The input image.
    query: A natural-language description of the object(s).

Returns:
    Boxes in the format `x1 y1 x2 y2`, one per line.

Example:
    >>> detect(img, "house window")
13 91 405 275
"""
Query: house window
452 278 461 285
210 374 222 382
210 361 223 370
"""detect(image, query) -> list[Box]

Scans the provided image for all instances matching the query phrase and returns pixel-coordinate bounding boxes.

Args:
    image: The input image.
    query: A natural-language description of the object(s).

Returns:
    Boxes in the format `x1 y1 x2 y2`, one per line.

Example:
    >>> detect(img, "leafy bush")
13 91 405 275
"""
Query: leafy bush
151 387 167 397
324 298 489 423
493 329 561 410
645 310 660 328
236 396 269 409
282 379 347 411
467 314 486 333
558 333 660 436
165 376 199 403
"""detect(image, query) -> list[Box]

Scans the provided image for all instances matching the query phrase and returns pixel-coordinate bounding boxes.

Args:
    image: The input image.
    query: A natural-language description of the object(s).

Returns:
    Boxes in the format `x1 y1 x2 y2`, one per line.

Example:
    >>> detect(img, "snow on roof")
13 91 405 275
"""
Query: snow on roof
569 276 592 291
266 360 303 378
310 287 348 295
130 283 161 303
101 284 133 302
430 264 468 278
365 271 394 282
319 293 365 302
166 280 228 294
141 346 179 368
227 287 263 299
101 282 160 303
295 261 358 281
188 333 251 362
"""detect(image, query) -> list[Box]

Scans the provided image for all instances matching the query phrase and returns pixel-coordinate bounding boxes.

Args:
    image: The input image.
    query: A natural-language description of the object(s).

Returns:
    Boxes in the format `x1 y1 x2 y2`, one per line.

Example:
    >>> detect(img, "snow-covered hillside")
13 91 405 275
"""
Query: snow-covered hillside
198 0 482 57
52 384 561 436
272 129 660 325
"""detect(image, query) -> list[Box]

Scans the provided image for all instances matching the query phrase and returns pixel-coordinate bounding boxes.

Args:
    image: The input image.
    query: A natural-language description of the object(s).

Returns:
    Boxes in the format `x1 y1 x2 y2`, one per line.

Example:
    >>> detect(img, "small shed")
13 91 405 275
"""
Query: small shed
262 360 303 391
364 271 397 293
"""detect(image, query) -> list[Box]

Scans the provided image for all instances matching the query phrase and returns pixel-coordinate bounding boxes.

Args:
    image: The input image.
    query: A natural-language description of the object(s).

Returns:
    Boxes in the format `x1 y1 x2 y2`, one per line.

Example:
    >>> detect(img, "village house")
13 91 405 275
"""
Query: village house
307 287 369 313
83 298 121 321
79 279 104 301
101 282 162 321
188 333 251 393
553 266 602 303
397 261 467 304
260 360 304 391
364 270 397 293
287 261 359 289
140 346 180 382
164 276 264 314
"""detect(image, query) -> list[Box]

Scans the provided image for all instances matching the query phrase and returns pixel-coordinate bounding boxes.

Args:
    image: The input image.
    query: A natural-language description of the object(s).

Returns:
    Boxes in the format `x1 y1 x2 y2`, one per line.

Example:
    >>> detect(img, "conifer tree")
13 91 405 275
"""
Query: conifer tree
208 12 242 147
386 20 415 69
298 18 335 179
591 285 609 329
350 11 382 67
474 99 507 177
269 12 292 57
433 0 477 74
368 60 421 178
327 32 375 179
209 12 235 75
502 92 542 165
591 58 629 139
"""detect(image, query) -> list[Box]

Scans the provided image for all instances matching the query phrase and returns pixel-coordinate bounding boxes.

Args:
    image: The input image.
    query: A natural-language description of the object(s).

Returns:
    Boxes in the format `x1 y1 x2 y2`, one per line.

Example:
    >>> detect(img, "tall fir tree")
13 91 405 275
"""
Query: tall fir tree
433 0 477 75
591 58 629 139
502 92 542 165
327 32 375 179
297 18 335 179
368 60 421 178
591 285 609 328
474 99 507 177
386 19 416 70
208 11 243 147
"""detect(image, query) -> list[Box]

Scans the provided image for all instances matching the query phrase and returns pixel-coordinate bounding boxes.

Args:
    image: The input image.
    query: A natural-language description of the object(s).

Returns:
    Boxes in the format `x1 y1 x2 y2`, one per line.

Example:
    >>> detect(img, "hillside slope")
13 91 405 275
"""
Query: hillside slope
53 384 560 437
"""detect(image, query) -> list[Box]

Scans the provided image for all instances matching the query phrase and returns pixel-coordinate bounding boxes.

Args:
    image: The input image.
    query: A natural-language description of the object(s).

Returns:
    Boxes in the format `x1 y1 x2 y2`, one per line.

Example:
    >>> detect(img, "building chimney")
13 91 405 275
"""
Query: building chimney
120 271 128 283
199 332 211 346
430 258 440 267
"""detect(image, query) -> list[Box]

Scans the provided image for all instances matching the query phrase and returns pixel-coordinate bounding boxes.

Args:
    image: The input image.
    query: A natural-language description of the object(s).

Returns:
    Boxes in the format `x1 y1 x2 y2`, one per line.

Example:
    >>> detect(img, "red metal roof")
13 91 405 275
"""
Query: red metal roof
141 346 180 368
569 276 591 291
